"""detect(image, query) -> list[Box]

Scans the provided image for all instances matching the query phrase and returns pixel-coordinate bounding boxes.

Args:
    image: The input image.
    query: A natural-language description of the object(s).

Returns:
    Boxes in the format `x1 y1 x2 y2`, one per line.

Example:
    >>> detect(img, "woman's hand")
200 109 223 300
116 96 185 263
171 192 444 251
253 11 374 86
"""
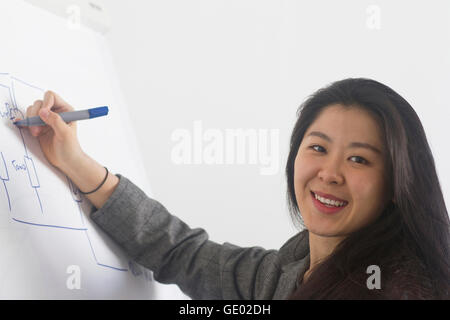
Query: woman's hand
19 90 119 209
23 91 85 173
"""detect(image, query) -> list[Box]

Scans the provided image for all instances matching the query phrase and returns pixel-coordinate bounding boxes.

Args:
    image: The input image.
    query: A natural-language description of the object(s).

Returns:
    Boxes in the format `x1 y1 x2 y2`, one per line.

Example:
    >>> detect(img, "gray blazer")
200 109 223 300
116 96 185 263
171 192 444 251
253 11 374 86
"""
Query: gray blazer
90 175 310 300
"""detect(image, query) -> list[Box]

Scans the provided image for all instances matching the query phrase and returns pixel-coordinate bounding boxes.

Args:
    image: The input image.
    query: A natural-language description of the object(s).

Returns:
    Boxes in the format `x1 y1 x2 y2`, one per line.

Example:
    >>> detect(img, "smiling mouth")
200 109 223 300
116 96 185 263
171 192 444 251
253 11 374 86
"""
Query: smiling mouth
310 191 349 207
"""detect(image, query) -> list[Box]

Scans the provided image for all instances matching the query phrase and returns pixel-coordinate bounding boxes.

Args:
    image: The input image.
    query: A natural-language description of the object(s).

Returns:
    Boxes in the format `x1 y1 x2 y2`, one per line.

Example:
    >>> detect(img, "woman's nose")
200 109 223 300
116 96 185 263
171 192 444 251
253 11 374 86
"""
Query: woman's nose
318 163 344 185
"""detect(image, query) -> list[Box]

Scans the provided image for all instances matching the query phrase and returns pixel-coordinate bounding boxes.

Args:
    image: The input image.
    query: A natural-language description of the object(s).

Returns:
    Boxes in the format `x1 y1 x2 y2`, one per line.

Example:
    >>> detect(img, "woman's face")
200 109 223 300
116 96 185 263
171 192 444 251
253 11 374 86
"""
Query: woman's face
294 104 391 237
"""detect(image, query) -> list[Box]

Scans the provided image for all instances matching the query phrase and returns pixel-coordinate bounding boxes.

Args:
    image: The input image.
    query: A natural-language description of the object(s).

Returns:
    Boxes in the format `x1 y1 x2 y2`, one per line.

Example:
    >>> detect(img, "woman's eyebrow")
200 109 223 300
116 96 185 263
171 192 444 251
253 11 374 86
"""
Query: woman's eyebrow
306 131 382 155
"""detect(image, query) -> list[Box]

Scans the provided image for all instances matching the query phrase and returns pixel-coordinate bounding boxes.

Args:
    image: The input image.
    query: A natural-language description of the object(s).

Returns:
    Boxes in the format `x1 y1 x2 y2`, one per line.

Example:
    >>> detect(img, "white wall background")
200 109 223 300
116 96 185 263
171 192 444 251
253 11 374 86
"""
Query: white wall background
100 0 450 297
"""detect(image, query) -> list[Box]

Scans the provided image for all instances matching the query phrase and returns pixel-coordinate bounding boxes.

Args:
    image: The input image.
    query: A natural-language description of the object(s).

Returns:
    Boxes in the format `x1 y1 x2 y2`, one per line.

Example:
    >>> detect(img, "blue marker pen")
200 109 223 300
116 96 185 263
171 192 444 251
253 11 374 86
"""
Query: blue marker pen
13 106 109 126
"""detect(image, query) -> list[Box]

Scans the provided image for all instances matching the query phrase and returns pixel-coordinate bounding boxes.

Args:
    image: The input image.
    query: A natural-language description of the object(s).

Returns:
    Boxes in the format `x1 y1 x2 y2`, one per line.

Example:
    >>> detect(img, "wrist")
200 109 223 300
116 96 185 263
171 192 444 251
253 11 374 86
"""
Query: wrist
56 150 120 209
79 167 109 195
59 151 91 178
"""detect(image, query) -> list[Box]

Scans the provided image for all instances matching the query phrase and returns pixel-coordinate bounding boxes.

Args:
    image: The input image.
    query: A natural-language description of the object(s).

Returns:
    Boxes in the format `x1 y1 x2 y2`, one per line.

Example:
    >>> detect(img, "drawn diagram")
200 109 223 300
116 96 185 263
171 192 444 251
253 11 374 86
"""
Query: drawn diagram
0 73 153 282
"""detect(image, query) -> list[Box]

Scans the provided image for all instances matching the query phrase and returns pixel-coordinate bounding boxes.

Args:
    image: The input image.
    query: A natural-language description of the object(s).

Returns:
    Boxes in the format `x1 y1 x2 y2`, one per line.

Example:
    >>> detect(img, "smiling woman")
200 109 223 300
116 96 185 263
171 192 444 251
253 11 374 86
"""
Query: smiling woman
286 78 450 299
25 79 449 301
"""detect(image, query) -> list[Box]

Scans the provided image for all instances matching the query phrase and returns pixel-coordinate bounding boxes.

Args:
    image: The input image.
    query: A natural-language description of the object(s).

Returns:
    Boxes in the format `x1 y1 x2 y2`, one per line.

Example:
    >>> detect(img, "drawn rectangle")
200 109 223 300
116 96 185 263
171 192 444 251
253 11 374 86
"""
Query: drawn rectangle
24 155 40 188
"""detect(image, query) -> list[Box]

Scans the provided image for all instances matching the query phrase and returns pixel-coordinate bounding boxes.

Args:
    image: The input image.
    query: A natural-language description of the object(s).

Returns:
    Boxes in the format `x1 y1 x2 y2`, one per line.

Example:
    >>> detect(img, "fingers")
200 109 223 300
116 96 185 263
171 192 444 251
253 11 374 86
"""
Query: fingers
26 100 42 118
42 90 74 113
26 100 43 136
24 91 74 139
38 107 72 140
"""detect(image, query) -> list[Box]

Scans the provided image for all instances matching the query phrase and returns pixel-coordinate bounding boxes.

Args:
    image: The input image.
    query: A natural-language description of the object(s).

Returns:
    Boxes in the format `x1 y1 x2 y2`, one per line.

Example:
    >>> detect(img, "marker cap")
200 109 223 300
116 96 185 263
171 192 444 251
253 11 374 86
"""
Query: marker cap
88 106 109 119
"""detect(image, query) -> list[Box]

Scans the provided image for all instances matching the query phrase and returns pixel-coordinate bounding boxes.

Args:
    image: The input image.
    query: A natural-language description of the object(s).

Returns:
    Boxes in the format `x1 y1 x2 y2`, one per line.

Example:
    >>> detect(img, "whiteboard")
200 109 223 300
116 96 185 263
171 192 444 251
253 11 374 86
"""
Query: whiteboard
0 0 174 299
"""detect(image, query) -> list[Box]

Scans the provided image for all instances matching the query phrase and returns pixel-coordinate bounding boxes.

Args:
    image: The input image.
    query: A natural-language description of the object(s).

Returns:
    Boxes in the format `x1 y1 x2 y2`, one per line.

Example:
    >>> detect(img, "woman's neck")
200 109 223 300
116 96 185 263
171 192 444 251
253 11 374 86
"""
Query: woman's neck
306 231 346 276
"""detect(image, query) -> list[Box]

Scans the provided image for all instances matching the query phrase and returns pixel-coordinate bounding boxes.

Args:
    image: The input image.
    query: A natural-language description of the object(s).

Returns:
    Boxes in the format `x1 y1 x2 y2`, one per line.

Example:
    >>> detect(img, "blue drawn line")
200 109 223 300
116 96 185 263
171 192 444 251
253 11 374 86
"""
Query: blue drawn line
77 202 85 226
9 87 24 120
18 129 28 158
66 176 82 203
0 152 11 211
97 263 128 272
24 155 40 187
84 229 98 262
66 176 85 225
0 85 24 122
11 76 45 92
0 152 9 181
10 80 28 156
0 85 14 121
84 229 128 272
34 187 43 214
12 218 87 231
2 180 11 211
10 80 18 110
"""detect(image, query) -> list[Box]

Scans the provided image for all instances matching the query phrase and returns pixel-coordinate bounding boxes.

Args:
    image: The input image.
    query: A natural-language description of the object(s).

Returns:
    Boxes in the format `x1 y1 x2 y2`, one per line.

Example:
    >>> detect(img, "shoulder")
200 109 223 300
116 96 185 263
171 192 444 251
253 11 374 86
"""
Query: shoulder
277 230 309 265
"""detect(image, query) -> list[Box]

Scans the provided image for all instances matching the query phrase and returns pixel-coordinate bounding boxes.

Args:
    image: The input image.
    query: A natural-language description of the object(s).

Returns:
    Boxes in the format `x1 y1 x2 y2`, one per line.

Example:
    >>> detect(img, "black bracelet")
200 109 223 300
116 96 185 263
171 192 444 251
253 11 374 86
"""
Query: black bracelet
79 167 109 195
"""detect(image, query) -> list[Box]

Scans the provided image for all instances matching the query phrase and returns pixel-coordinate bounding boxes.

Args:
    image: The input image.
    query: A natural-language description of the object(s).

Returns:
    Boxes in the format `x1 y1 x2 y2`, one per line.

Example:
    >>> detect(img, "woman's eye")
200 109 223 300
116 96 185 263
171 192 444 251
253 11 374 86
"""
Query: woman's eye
309 145 325 152
349 156 368 165
309 145 368 165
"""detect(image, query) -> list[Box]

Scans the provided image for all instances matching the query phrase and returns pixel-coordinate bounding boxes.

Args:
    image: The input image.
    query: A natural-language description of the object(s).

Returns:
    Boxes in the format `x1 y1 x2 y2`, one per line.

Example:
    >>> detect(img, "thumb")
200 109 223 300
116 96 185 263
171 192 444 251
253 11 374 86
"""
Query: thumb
39 108 70 139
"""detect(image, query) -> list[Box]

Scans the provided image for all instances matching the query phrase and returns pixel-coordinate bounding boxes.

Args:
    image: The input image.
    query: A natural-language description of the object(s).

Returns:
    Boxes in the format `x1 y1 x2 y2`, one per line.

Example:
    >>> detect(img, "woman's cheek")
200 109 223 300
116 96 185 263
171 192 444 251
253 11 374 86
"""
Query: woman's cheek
295 157 317 188
350 174 385 220
293 159 313 202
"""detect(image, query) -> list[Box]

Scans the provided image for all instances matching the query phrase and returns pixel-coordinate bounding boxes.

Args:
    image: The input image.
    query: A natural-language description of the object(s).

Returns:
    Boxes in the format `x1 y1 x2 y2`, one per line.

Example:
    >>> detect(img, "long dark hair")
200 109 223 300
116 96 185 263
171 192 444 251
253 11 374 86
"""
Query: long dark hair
286 78 450 299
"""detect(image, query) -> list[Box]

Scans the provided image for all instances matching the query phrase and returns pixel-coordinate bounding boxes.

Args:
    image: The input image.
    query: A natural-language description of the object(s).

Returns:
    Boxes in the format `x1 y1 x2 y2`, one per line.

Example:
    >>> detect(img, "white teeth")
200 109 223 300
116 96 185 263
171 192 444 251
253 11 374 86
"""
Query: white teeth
314 193 346 207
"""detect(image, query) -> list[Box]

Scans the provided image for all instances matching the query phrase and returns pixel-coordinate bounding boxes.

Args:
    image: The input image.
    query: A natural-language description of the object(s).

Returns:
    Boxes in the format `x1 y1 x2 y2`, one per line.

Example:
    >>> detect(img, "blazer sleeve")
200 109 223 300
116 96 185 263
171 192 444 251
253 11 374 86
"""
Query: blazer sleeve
90 175 280 300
